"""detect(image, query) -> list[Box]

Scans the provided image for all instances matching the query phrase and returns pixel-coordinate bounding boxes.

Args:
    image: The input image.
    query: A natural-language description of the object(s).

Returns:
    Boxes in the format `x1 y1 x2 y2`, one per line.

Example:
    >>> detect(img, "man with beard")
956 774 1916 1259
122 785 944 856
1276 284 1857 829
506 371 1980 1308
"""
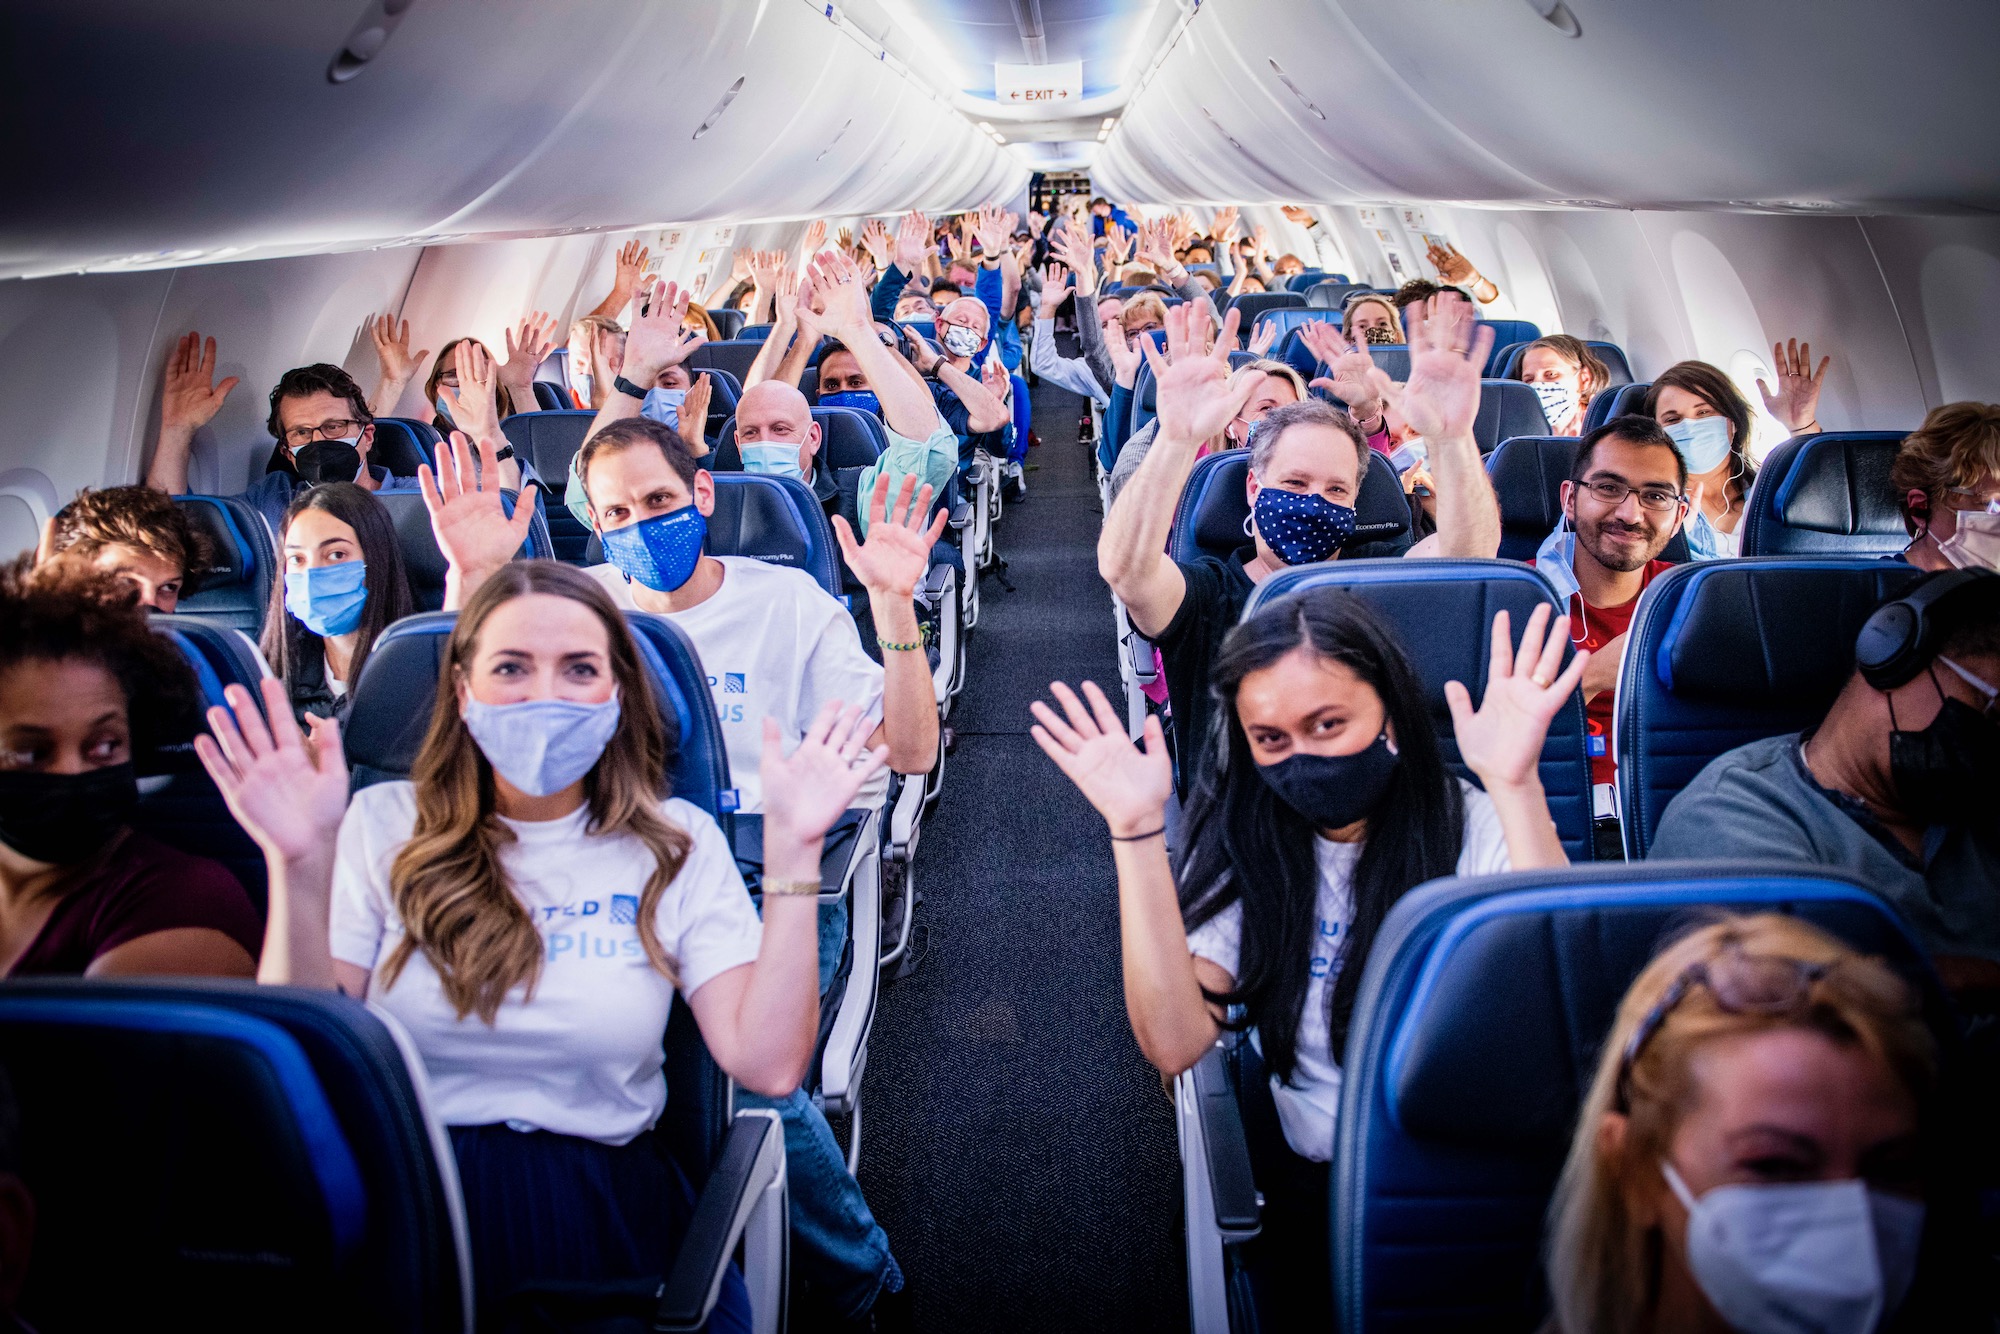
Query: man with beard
1535 416 1689 794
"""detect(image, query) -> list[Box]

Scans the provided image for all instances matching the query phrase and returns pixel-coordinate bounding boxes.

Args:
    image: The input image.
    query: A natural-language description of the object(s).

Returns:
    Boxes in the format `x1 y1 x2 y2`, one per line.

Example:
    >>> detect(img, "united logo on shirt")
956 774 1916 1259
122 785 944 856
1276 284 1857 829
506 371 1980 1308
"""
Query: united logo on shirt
610 894 638 925
723 673 747 694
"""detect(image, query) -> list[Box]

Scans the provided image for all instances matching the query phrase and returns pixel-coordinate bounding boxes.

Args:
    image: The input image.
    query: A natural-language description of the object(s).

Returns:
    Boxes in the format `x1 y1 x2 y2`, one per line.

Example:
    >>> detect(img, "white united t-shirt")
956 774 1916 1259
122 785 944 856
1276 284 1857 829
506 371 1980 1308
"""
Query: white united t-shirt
329 781 763 1145
586 556 887 812
1185 779 1512 1161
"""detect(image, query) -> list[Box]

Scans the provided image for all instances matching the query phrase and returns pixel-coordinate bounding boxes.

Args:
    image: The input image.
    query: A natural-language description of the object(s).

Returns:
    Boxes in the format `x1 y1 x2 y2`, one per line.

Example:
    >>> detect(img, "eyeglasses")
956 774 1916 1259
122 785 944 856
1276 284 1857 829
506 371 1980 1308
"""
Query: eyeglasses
283 417 369 448
1616 947 1836 1110
1576 478 1687 512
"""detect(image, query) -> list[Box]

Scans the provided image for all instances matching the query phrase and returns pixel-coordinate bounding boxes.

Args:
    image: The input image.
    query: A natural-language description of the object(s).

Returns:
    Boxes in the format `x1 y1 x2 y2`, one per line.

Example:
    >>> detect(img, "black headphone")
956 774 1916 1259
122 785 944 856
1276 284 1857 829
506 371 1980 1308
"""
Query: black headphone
1855 567 2000 690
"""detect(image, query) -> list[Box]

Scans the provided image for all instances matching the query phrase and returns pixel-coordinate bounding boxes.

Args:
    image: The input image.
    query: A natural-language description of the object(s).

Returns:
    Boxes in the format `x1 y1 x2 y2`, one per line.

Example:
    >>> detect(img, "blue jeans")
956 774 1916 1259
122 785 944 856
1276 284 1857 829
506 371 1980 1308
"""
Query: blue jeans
738 897 904 1318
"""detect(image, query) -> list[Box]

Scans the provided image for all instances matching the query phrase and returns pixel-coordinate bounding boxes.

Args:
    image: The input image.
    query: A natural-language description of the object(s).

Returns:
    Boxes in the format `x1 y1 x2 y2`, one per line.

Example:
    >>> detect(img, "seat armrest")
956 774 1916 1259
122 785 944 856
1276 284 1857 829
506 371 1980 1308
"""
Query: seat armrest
655 1109 787 1333
1191 1044 1261 1238
920 562 953 598
733 811 870 905
949 499 973 529
1124 628 1159 684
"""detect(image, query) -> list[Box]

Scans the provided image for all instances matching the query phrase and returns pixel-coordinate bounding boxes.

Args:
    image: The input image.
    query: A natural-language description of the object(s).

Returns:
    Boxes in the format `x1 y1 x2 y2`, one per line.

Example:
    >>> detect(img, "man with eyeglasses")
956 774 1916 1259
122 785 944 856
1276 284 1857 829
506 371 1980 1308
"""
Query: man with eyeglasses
145 333 419 531
1535 416 1690 800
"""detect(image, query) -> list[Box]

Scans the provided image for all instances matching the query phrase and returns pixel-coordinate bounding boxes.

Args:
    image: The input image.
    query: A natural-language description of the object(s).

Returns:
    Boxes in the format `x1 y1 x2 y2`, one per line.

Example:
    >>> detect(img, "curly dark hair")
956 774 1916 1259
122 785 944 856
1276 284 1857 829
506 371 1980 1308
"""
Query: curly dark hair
2 557 202 768
51 485 214 583
265 363 373 441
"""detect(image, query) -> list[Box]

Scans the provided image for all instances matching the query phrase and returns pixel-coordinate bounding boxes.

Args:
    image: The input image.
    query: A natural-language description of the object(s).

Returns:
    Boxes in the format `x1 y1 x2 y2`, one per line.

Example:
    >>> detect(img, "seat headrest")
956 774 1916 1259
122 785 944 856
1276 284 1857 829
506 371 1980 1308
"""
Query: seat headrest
1167 449 1410 567
500 410 597 498
709 308 746 341
706 474 841 596
1581 381 1652 435
1304 281 1369 309
366 418 436 478
344 611 733 814
1474 379 1552 453
710 405 883 475
1475 319 1541 366
1742 432 1910 556
171 494 273 634
1486 436 1577 557
1226 292 1305 324
686 340 764 393
1651 558 1921 702
372 488 541 612
1375 864 1935 1150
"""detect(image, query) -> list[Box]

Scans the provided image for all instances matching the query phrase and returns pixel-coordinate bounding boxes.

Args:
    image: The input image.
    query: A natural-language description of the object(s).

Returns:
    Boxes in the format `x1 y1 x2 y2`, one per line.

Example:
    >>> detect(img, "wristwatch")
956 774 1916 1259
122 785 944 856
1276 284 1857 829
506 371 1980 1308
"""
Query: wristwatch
612 375 650 399
493 444 515 461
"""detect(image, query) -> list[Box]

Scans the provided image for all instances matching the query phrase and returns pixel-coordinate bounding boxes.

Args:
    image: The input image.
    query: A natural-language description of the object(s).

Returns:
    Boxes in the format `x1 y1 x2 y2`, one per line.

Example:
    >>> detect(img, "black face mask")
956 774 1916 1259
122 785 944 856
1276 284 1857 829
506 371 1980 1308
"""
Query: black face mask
1889 671 2000 827
0 762 138 866
1252 732 1400 831
294 439 362 485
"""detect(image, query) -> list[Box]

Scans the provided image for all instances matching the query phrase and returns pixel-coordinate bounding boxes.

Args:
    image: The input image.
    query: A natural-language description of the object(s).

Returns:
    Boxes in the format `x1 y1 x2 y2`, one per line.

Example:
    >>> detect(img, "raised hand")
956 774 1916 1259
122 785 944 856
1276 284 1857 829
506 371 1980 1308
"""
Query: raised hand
612 240 651 304
1103 222 1134 267
1425 239 1475 285
762 701 890 847
1142 302 1255 447
730 248 754 282
369 314 430 386
747 248 785 295
1382 294 1492 445
1757 338 1830 433
1298 320 1386 409
1039 262 1073 313
834 471 948 598
980 355 1012 403
799 219 829 263
1027 210 1048 238
972 204 1013 258
1051 223 1098 296
680 373 713 448
195 678 350 864
498 311 557 403
771 264 802 326
859 218 893 271
893 211 930 272
1210 206 1240 241
806 252 873 337
1251 224 1273 259
1103 318 1144 389
160 330 240 431
943 222 970 267
1135 217 1176 273
623 279 701 382
1445 605 1590 792
1247 318 1279 358
835 226 855 256
1030 681 1174 837
1280 205 1316 227
439 339 503 441
418 429 538 578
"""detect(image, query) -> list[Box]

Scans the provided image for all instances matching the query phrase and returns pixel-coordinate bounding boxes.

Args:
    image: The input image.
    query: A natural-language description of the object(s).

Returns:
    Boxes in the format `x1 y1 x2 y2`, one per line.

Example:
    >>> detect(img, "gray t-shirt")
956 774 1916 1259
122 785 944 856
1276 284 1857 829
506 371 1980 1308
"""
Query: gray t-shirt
1649 733 2000 963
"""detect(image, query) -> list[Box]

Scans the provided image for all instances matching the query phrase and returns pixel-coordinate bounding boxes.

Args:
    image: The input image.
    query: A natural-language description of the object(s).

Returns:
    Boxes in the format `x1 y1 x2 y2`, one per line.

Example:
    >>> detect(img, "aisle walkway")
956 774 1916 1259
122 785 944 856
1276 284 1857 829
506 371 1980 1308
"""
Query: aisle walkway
857 385 1187 1328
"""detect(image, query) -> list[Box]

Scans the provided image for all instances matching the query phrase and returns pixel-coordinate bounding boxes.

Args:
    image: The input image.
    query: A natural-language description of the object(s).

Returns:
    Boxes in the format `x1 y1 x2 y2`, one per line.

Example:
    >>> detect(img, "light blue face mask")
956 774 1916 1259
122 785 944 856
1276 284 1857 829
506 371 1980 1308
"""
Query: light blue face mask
1534 516 1583 604
461 691 622 797
640 388 687 433
565 449 593 531
741 442 805 481
284 560 369 638
434 396 454 424
1665 414 1733 474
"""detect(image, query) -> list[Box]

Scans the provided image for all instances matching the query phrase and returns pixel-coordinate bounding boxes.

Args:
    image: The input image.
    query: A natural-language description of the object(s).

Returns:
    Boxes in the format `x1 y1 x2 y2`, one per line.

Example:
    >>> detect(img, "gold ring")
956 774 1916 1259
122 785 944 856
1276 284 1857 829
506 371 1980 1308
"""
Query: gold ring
1531 673 1552 688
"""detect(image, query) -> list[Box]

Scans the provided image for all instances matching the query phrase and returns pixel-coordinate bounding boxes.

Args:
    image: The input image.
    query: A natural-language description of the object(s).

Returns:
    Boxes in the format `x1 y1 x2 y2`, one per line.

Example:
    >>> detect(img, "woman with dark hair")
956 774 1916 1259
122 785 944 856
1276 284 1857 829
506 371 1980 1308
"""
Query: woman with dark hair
199 560 886 1330
1031 588 1587 1318
0 560 258 978
1647 342 1827 559
260 482 415 722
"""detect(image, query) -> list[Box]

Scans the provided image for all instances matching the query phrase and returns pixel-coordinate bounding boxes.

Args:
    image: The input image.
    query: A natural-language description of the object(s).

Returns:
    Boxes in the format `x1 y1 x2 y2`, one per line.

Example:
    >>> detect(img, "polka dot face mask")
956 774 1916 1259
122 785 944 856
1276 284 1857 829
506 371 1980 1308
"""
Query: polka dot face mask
1252 486 1357 565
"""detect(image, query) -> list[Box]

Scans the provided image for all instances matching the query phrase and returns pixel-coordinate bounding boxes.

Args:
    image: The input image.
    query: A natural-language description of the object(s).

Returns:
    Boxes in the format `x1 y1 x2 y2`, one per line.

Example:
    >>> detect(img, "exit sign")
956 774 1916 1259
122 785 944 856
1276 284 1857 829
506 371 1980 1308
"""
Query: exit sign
995 60 1082 105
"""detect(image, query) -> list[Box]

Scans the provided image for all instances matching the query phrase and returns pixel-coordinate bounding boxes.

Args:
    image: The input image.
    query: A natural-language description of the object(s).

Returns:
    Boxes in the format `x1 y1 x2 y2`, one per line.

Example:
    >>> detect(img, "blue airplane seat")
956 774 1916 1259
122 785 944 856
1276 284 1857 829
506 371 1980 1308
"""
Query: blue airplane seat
1615 558 1923 858
1474 380 1553 454
1485 436 1582 564
1168 449 1412 569
499 410 597 564
172 493 275 634
580 473 843 602
685 339 764 394
1493 340 1635 389
369 489 549 613
368 417 440 478
710 405 887 475
1740 431 1911 557
709 307 746 341
1580 381 1652 435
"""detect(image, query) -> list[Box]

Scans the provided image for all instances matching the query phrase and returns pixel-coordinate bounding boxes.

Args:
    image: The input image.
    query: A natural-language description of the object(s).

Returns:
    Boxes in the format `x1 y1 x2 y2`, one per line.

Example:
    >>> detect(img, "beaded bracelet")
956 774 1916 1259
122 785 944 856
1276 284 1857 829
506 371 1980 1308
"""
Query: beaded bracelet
877 636 923 653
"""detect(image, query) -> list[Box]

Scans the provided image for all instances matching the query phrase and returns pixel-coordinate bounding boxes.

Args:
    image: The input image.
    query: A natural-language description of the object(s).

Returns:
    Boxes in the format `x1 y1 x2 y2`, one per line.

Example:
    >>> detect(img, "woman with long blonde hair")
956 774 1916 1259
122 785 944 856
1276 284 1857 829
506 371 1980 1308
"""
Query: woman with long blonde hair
1544 913 1963 1334
197 559 885 1329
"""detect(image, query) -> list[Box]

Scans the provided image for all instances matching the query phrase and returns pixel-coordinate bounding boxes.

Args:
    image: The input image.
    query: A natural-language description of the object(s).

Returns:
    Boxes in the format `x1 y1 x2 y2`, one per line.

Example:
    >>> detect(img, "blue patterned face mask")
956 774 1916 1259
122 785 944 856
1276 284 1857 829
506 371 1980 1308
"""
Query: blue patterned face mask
284 560 369 637
599 504 706 593
640 388 687 433
741 443 805 480
819 390 881 418
1252 487 1356 565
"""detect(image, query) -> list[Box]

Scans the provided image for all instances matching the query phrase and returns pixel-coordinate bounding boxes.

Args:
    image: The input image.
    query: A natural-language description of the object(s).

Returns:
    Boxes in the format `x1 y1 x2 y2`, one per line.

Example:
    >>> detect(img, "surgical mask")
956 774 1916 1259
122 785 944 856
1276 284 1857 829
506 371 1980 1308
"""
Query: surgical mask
1662 1162 1923 1334
1252 733 1399 831
1252 487 1357 565
599 505 706 593
462 693 622 798
1888 657 2000 824
294 438 363 485
573 370 593 402
818 390 881 418
284 561 369 637
741 442 805 481
0 762 138 866
1534 516 1583 604
1531 381 1579 430
941 323 984 358
434 396 455 424
640 388 687 433
1665 415 1734 474
1937 504 2000 573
